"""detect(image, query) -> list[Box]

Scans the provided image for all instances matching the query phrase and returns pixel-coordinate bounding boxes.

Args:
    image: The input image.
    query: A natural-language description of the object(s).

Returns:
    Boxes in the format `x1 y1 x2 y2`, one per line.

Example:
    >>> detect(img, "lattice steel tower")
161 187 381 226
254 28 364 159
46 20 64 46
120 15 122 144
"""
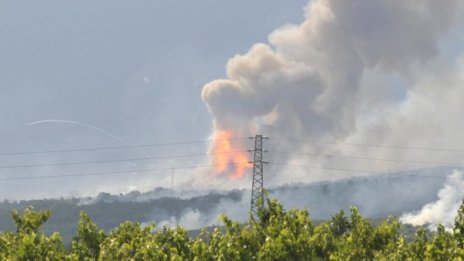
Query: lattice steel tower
249 135 268 219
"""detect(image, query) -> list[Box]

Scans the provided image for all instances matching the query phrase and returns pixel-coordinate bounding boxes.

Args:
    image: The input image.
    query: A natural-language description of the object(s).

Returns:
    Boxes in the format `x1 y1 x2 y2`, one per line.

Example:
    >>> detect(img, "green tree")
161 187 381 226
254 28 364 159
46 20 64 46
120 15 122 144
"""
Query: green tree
98 221 166 260
255 199 314 260
11 207 51 234
153 225 193 259
329 210 351 237
408 227 429 260
335 207 375 260
454 199 464 248
4 207 67 260
71 211 106 260
3 197 464 259
425 224 457 260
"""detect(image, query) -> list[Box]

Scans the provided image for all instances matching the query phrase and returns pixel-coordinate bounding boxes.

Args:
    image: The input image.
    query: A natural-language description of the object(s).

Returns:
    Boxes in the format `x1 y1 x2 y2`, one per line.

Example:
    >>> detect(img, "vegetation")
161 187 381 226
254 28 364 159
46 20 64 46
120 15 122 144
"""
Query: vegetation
0 173 448 244
2 199 464 260
0 190 244 243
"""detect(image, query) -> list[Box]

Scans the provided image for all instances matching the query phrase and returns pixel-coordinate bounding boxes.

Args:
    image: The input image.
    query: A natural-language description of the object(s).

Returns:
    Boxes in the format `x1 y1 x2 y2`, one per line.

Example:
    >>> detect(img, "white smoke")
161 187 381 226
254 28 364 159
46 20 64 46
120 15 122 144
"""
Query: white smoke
156 192 249 230
151 168 451 230
400 170 464 229
104 0 464 227
200 0 464 187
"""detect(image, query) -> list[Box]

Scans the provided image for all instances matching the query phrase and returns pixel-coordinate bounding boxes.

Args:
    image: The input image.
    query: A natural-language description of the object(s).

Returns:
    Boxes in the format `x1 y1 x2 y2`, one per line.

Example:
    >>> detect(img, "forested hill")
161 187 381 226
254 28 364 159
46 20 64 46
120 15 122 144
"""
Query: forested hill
0 167 454 243
0 191 242 243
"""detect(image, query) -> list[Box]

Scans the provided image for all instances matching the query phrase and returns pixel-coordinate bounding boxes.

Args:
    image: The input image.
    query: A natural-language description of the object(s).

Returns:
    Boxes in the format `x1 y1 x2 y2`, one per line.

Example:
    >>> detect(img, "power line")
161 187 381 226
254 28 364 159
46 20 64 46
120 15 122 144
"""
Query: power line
0 163 248 181
268 151 462 166
2 149 458 171
269 162 385 175
272 138 464 153
0 150 248 170
0 159 456 183
269 162 459 180
0 138 248 157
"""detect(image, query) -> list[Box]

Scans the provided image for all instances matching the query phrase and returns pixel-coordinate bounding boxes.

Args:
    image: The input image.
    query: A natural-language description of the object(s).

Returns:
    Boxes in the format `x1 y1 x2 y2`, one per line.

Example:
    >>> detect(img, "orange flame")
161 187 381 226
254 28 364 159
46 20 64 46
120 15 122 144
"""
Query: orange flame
210 130 252 179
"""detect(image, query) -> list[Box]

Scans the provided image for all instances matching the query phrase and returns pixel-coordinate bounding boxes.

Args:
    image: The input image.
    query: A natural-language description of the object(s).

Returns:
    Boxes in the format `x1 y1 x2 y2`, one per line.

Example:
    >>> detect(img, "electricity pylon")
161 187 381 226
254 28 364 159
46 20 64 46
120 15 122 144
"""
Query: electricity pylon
249 135 268 220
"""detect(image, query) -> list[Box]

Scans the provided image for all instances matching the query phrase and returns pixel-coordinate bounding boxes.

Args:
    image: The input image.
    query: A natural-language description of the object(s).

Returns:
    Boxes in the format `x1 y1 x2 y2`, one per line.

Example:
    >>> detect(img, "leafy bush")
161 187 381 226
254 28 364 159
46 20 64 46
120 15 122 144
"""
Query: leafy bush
2 199 464 260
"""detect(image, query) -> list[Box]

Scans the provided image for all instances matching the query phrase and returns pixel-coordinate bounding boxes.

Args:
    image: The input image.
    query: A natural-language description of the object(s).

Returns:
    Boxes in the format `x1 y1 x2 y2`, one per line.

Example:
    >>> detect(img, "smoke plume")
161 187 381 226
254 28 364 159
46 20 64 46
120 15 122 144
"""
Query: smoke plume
400 170 464 229
153 167 451 230
201 0 464 185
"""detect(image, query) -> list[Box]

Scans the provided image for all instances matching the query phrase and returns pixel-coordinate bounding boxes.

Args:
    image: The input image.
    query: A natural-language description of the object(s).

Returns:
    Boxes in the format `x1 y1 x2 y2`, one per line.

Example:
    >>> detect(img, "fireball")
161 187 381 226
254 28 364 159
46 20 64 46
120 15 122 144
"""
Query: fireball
210 130 252 179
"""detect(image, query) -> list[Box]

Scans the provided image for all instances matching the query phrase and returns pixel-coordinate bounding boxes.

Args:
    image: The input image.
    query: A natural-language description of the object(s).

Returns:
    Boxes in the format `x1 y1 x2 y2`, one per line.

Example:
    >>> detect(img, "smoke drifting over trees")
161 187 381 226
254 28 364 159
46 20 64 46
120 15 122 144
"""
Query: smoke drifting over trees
1 0 464 235
0 167 456 242
401 170 464 229
198 0 464 227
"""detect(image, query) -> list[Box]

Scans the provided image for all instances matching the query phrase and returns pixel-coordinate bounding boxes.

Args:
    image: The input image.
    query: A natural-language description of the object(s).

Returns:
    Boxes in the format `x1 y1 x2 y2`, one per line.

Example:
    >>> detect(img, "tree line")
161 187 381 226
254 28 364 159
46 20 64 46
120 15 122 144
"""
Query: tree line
2 198 464 260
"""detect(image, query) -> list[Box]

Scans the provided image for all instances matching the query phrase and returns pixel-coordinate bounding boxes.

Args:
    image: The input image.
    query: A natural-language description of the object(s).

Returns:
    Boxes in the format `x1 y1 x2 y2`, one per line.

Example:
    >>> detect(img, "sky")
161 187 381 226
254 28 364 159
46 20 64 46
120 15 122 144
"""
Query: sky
0 0 306 199
1 0 464 201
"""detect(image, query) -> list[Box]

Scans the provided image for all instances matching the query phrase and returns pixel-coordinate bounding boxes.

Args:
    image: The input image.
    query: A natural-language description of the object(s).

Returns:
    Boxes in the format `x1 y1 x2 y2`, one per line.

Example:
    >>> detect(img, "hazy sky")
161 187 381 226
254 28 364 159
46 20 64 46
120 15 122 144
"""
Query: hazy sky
0 0 306 199
2 0 464 201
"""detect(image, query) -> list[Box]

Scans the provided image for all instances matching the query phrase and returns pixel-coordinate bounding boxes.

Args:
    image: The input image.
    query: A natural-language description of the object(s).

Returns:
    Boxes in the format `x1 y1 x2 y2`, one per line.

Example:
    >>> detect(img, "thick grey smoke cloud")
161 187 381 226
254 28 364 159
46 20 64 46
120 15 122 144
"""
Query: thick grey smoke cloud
203 0 459 136
201 0 464 186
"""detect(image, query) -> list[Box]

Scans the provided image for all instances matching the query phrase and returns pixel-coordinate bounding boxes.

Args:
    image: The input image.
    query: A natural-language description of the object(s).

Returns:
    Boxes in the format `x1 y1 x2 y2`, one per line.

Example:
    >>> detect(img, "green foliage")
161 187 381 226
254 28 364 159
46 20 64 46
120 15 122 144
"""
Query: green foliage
4 199 464 260
424 224 459 260
98 221 164 260
329 210 351 237
11 207 51 234
71 211 106 260
455 199 464 248
2 207 67 260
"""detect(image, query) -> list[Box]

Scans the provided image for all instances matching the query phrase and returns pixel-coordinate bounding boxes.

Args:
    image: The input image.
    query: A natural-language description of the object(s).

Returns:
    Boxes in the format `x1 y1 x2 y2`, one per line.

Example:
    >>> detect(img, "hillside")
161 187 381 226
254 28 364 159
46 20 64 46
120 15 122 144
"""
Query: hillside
0 167 455 243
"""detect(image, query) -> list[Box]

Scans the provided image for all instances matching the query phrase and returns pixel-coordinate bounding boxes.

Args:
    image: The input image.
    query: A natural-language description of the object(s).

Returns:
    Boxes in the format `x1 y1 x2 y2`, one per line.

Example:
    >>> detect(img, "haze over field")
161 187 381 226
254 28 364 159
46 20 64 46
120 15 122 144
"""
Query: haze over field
1 0 464 228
